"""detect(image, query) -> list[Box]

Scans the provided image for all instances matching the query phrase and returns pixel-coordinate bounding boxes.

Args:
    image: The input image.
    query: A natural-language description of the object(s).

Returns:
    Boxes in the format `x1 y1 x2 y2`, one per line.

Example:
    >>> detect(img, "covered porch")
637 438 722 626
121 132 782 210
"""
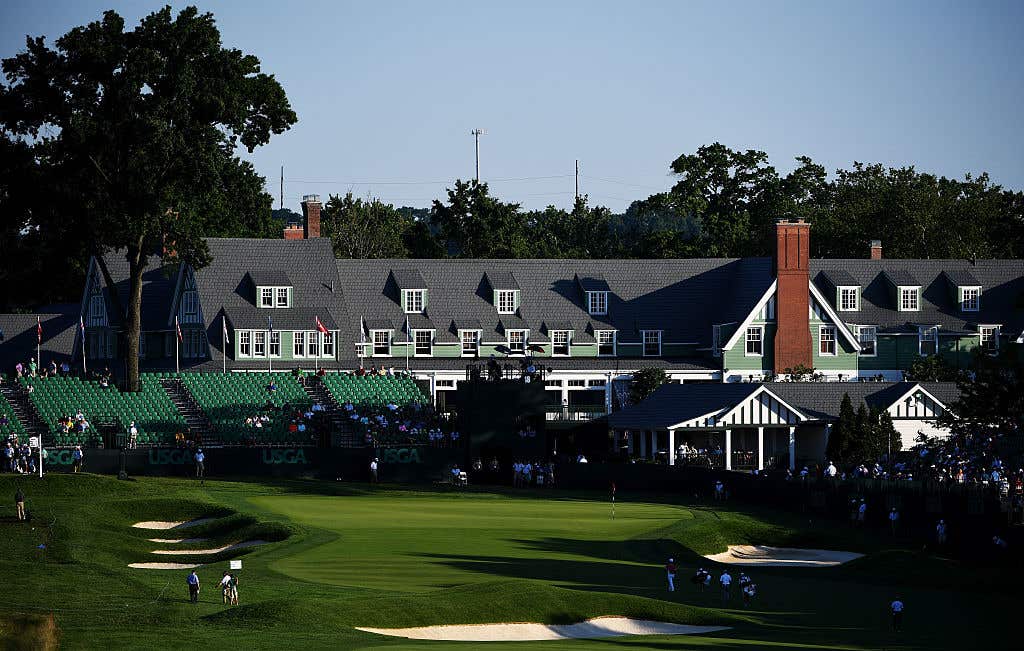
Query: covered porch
612 425 796 471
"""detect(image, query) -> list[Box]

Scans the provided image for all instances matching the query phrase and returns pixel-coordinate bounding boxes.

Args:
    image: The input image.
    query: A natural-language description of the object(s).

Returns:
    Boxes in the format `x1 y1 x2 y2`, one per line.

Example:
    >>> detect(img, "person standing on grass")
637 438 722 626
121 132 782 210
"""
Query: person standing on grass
935 519 947 545
220 572 232 604
891 597 904 632
889 507 900 535
194 449 205 482
369 457 379 483
719 570 732 602
664 558 677 592
229 573 239 605
15 486 26 521
187 570 200 603
71 446 83 473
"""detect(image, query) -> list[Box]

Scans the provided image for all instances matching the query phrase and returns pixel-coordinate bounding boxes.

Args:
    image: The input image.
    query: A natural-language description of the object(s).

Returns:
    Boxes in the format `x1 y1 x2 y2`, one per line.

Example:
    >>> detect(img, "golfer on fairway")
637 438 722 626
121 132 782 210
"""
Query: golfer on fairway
187 570 200 603
665 558 677 592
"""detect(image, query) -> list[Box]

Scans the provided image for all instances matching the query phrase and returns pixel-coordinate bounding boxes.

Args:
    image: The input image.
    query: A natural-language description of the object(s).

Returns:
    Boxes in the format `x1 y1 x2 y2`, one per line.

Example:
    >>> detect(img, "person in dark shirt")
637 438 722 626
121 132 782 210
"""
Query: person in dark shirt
15 487 26 521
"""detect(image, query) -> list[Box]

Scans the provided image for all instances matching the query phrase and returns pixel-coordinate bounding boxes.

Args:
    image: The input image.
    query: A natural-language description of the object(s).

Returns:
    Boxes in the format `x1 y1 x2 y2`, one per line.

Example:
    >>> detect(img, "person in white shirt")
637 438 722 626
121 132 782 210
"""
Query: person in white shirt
369 458 378 483
220 572 232 604
890 598 904 631
719 570 732 602
825 461 837 478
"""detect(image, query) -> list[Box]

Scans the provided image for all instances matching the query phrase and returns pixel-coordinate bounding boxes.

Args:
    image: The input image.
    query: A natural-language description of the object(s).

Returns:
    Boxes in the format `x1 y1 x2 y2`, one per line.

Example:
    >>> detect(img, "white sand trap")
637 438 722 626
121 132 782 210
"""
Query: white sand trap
355 617 729 641
131 518 218 530
147 538 209 544
151 540 268 556
128 562 202 570
704 545 863 567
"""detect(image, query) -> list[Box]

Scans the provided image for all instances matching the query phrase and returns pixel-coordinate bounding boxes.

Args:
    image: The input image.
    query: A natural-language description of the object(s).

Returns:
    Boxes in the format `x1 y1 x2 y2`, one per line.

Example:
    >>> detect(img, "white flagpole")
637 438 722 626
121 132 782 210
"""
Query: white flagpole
80 318 87 376
314 319 319 375
405 315 410 373
222 315 227 374
175 331 180 374
268 328 272 373
36 316 40 374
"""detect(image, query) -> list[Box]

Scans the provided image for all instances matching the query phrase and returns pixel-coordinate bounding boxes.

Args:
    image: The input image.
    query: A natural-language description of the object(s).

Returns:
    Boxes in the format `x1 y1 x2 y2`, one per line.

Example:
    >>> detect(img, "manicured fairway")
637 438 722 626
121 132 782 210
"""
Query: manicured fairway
253 494 686 592
0 474 1019 650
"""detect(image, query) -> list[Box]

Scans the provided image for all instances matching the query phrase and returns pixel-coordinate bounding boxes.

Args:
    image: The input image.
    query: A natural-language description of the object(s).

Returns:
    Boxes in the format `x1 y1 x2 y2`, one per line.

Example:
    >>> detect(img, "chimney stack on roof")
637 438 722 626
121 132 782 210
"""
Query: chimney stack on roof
773 218 812 374
870 240 883 260
301 194 322 239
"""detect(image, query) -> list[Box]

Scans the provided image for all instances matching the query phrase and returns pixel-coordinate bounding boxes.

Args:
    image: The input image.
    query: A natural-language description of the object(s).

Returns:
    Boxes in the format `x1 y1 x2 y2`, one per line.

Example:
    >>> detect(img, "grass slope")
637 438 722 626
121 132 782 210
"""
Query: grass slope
0 474 1017 650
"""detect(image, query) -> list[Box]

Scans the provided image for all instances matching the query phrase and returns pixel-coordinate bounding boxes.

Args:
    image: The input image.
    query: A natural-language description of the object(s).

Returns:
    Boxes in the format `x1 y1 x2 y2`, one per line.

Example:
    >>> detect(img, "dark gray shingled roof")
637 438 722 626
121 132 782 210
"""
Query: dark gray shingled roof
196 238 351 364
248 270 292 287
0 309 79 372
98 252 178 331
576 274 611 292
390 269 428 290
942 269 981 287
811 259 1024 335
822 269 859 287
882 269 920 287
335 258 774 356
609 381 960 429
486 270 519 290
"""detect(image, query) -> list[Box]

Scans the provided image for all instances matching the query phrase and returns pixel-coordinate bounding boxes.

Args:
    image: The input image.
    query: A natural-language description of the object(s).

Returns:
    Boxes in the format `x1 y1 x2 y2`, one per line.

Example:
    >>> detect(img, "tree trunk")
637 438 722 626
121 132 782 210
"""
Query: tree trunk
124 243 145 393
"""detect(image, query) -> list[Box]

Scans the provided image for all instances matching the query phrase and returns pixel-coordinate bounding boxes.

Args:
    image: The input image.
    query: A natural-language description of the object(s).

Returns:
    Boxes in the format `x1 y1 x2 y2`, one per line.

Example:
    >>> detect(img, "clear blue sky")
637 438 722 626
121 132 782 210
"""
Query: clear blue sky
3 0 1023 212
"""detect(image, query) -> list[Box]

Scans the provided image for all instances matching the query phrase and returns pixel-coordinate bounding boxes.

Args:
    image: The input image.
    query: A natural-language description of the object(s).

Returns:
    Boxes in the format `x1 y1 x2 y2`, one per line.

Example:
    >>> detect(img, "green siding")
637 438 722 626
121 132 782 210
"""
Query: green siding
723 323 774 372
572 343 598 358
810 326 858 370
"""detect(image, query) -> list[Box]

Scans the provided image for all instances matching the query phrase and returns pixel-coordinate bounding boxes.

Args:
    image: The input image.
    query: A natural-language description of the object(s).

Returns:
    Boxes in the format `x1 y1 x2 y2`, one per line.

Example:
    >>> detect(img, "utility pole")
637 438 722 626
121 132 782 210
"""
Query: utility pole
575 159 579 200
279 166 284 210
471 129 484 183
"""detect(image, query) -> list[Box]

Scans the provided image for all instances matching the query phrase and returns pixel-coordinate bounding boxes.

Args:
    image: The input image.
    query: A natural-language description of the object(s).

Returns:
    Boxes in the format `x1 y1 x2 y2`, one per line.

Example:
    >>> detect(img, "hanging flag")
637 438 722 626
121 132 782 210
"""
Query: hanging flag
222 316 230 344
315 315 328 334
37 316 42 344
79 315 85 335
267 315 274 334
175 316 183 342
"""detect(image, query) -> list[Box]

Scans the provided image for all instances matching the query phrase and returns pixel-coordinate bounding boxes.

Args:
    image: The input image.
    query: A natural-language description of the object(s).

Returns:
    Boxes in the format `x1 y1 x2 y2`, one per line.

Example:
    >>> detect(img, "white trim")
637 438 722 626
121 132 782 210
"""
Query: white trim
887 383 951 416
459 329 482 357
959 286 981 312
641 330 662 357
587 291 609 316
716 385 810 426
979 324 1000 353
506 328 527 355
917 325 938 356
412 328 434 357
667 407 731 430
838 286 859 311
596 330 617 357
808 282 861 349
403 289 426 314
898 286 921 312
550 330 571 357
856 325 877 357
370 329 392 357
495 290 517 315
744 325 764 357
818 324 837 356
723 280 777 350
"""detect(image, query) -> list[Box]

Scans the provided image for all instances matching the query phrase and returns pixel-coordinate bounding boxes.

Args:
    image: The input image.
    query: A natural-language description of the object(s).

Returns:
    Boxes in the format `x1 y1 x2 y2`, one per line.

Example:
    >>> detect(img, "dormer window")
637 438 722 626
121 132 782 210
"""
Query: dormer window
838 287 859 311
899 287 920 311
496 290 517 314
404 289 425 314
258 286 291 308
587 291 608 316
960 287 980 312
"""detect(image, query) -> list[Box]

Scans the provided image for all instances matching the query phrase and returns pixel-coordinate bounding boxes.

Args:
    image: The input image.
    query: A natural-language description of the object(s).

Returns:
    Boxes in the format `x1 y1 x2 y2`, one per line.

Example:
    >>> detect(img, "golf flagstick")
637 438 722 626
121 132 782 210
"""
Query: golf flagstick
611 482 616 519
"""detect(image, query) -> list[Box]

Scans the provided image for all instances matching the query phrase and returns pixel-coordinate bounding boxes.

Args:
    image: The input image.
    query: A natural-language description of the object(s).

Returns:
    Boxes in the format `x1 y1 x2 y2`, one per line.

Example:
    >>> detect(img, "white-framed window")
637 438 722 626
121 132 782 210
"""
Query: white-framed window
253 330 266 357
414 330 433 356
269 331 281 357
276 287 289 308
88 294 105 325
587 291 608 315
597 330 616 356
918 326 937 356
496 290 516 314
857 326 877 357
712 325 722 357
460 330 480 357
551 330 570 356
839 287 859 311
980 325 999 352
745 326 763 357
293 331 305 357
238 330 251 357
507 330 526 354
642 330 661 357
180 290 199 323
900 287 919 311
404 289 425 314
372 330 391 356
322 331 334 358
818 325 837 356
308 331 320 358
260 287 274 308
961 287 980 312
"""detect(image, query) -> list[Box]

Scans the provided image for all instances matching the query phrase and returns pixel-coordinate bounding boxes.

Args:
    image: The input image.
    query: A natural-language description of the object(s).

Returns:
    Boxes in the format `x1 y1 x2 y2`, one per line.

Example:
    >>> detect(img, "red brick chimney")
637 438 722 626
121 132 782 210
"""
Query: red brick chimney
283 223 304 240
301 194 322 239
774 218 812 374
869 239 882 260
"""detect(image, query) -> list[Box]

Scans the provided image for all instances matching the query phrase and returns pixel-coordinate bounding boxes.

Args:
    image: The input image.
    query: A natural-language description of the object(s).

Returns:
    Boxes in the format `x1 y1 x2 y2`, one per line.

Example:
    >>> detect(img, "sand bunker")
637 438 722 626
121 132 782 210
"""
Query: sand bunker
356 617 729 641
151 540 268 556
147 538 209 544
128 562 202 570
704 545 863 567
131 518 218 530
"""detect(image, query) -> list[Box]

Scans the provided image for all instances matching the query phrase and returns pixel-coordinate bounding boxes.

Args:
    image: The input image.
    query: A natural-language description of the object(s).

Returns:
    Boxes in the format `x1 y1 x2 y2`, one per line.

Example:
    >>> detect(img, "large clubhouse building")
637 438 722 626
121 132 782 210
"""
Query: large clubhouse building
2 197 1022 421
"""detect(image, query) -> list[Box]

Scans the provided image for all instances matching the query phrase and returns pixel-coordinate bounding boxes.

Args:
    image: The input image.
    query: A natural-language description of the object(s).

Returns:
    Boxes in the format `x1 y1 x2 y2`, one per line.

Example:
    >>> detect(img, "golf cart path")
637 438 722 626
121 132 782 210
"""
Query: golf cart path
151 540 268 555
356 617 729 641
704 545 863 567
131 518 218 530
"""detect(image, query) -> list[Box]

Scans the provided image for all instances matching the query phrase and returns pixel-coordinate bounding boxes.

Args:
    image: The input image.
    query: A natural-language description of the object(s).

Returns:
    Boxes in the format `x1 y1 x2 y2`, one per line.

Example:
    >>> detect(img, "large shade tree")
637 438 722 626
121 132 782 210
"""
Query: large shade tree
0 6 296 390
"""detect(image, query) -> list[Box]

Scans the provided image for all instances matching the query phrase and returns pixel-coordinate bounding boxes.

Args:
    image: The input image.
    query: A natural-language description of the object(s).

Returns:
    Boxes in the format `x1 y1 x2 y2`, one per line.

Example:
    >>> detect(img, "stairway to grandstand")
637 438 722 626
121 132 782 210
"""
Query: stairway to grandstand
158 376 210 438
0 388 32 441
20 375 187 447
179 372 312 445
301 375 360 447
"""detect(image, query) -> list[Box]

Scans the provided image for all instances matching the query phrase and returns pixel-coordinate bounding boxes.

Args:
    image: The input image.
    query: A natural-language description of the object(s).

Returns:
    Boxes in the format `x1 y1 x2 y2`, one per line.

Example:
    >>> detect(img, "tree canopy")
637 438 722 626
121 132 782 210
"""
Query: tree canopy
0 6 296 389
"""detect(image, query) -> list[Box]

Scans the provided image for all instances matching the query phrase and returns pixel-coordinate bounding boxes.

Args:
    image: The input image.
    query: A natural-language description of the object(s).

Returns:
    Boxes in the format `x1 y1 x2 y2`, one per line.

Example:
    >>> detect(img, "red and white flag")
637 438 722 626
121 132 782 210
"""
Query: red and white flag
175 316 183 342
315 315 328 334
79 315 85 335
36 316 42 344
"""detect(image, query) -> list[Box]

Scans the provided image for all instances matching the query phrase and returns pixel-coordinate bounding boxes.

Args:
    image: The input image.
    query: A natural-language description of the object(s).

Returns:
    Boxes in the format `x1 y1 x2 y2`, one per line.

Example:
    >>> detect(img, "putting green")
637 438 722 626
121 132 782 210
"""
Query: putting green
253 494 683 592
